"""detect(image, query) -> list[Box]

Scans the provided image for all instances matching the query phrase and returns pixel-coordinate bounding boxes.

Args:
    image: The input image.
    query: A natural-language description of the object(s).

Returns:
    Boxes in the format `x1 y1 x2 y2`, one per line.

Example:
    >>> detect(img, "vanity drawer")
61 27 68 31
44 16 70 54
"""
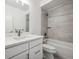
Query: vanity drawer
5 43 28 59
30 38 43 48
29 44 43 59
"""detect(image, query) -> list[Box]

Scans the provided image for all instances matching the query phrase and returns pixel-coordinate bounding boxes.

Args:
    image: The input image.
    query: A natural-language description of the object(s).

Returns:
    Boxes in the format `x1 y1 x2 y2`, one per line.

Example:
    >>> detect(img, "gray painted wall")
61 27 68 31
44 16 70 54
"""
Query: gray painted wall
41 13 48 36
48 0 73 43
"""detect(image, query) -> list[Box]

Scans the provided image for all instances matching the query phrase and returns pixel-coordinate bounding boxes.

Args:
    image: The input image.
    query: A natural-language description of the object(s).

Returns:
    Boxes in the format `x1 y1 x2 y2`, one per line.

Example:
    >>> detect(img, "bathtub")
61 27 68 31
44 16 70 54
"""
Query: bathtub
45 39 73 59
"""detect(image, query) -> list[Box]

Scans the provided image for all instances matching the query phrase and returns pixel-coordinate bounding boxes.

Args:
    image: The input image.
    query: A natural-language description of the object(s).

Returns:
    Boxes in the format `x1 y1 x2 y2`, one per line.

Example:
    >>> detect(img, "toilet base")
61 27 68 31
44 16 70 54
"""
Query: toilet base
43 51 54 59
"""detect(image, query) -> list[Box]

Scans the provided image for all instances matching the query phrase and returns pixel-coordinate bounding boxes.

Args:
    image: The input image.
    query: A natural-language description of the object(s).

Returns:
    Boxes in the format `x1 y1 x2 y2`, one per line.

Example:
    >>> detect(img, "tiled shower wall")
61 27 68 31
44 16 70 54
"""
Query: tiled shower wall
48 0 73 43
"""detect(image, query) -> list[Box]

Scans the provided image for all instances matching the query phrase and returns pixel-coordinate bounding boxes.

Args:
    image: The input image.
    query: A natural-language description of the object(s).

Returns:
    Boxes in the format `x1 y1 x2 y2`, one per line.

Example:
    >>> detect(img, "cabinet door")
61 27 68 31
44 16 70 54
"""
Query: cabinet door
29 44 43 59
9 51 28 59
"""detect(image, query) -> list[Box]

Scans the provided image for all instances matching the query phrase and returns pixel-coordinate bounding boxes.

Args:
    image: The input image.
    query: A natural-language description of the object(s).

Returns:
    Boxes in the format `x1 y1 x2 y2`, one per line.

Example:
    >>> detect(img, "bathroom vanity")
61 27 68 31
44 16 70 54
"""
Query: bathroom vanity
5 34 43 59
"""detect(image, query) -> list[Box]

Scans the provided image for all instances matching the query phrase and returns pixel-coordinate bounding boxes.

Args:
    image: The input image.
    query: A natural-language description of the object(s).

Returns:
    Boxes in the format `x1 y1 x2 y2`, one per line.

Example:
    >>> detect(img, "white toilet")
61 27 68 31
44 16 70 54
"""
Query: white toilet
43 44 56 59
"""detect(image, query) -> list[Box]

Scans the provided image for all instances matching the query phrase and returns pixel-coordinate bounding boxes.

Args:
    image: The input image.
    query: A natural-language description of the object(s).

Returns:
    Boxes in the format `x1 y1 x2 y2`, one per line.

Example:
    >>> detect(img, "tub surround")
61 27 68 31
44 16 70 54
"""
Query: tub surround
48 0 73 43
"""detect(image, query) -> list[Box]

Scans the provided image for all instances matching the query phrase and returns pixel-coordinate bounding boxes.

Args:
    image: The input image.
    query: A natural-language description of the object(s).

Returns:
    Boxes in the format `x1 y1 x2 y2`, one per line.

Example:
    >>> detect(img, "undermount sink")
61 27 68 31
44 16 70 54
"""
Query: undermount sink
13 35 32 40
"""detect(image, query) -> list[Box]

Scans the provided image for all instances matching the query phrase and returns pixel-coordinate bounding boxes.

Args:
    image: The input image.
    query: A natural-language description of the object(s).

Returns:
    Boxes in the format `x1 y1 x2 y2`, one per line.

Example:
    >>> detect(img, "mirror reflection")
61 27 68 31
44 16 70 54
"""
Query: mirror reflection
5 0 29 33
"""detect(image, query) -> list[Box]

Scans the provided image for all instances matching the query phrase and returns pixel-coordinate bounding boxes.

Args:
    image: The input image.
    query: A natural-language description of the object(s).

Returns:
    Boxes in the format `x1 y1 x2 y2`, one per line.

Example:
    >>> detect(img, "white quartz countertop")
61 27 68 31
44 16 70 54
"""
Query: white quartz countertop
5 33 43 49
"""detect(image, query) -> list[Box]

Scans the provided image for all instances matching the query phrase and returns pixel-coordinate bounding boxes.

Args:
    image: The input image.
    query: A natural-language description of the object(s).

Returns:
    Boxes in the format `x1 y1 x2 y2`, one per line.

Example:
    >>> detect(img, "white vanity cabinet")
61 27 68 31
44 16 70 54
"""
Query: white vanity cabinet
5 37 43 59
5 43 29 59
10 51 28 59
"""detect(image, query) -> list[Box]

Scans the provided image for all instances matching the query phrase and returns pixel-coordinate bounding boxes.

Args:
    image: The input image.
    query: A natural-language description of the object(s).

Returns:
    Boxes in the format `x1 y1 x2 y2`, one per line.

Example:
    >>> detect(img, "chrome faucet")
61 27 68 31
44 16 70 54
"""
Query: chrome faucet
15 29 24 37
18 30 21 36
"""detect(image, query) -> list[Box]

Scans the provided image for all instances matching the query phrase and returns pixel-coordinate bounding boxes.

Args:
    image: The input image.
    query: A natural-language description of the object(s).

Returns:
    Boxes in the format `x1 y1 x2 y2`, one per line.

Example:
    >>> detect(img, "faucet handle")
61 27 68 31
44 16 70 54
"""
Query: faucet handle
15 28 24 33
15 29 18 33
20 29 24 33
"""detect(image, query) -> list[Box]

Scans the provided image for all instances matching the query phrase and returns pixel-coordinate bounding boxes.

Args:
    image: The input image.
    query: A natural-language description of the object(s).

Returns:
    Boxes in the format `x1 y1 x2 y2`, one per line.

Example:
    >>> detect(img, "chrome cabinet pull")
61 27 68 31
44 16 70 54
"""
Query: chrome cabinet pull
35 50 40 55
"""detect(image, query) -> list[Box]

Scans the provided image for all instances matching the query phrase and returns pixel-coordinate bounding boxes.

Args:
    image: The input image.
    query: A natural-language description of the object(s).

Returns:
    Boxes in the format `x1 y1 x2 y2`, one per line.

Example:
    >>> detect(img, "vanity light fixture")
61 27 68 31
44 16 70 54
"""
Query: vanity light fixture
16 0 24 6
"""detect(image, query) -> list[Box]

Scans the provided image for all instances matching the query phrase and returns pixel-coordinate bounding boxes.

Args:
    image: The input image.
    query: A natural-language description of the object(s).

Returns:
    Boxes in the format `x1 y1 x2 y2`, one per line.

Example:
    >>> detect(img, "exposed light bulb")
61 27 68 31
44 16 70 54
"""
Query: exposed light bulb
16 0 19 3
22 2 24 6
16 0 29 6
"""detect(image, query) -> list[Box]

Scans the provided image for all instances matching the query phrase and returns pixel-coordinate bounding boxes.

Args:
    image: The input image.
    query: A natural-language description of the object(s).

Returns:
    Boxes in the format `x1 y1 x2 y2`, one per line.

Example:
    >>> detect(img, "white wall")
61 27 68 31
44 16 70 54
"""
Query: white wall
5 4 26 33
48 0 73 43
29 0 41 35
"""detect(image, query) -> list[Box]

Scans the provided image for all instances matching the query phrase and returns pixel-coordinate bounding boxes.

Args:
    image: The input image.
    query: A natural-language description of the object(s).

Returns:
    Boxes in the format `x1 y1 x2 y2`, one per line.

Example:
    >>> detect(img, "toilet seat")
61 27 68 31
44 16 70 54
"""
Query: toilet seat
43 44 56 54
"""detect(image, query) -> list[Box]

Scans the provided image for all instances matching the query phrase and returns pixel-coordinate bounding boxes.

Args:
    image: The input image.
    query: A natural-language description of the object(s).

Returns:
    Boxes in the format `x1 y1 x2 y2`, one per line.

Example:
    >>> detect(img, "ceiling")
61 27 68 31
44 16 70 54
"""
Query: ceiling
5 0 52 12
5 0 73 13
42 0 73 12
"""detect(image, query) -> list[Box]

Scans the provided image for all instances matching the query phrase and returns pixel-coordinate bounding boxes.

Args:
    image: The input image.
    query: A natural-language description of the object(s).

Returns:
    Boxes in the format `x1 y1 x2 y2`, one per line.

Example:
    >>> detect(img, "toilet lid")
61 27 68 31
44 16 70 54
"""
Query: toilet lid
43 44 56 50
